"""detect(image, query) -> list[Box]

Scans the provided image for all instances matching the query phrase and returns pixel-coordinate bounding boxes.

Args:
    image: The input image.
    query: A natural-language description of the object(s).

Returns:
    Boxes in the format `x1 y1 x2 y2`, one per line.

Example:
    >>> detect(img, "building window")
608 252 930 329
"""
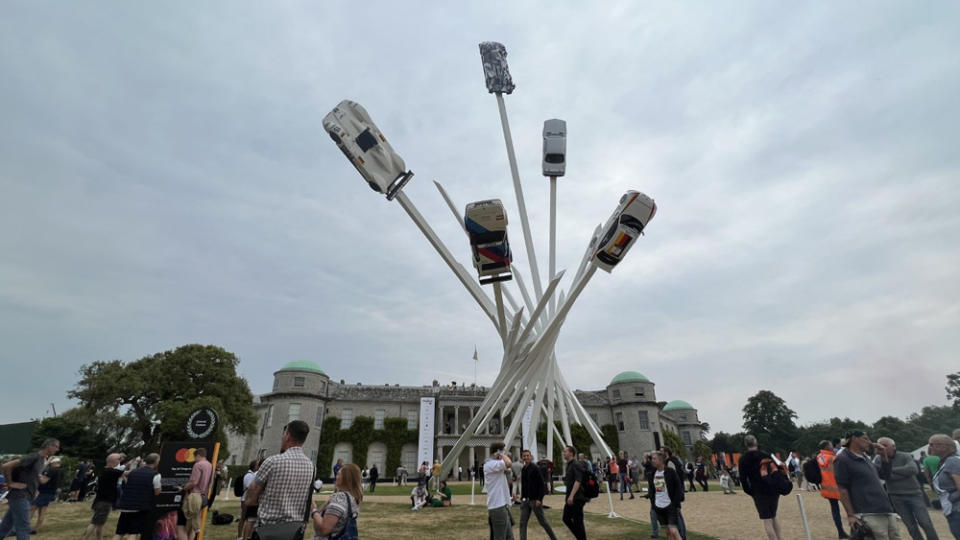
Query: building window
612 389 621 400
638 410 649 430
266 404 274 427
315 406 324 427
679 413 688 420
615 412 624 431
374 409 385 430
682 431 692 445
407 410 417 430
294 376 305 387
311 450 317 462
272 379 279 391
341 408 353 429
589 413 599 425
634 386 644 397
319 381 326 393
288 403 301 422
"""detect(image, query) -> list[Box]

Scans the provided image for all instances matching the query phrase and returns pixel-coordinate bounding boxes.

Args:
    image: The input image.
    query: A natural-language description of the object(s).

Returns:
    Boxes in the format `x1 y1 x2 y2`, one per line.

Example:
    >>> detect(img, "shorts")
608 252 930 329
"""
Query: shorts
90 500 113 525
116 511 147 535
243 504 259 522
654 505 680 527
33 492 56 507
752 493 780 519
183 493 204 529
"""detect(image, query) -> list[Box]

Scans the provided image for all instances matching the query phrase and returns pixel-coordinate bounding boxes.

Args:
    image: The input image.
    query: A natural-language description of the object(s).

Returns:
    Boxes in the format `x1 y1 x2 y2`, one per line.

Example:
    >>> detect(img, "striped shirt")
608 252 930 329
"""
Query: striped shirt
254 446 315 525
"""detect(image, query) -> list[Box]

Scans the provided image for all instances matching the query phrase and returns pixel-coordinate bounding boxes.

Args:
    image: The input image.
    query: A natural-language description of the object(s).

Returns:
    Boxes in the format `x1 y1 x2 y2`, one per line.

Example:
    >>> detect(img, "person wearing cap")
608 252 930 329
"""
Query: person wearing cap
834 430 902 539
927 433 960 539
30 456 63 534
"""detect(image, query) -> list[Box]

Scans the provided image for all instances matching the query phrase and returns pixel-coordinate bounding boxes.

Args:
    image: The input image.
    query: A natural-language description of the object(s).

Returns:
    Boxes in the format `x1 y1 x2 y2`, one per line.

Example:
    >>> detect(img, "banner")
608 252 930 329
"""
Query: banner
417 397 435 472
521 400 535 460
156 441 217 509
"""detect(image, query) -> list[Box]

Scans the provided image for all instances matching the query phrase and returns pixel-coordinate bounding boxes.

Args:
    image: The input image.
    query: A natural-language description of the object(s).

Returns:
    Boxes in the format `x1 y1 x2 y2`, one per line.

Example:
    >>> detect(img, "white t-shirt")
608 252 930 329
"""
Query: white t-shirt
242 470 256 502
653 470 670 508
483 458 510 509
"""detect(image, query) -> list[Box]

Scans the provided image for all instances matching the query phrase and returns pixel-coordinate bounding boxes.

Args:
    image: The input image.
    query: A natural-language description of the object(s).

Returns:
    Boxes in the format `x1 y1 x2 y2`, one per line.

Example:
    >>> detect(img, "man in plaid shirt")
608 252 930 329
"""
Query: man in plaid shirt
246 421 315 525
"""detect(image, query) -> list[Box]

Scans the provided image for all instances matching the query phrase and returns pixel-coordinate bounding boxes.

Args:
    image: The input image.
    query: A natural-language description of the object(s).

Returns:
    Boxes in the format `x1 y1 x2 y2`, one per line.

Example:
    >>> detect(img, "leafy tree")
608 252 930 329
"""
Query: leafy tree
68 344 257 453
742 390 798 455
948 372 960 410
692 439 713 462
710 431 740 454
793 417 868 455
32 408 111 462
662 430 686 460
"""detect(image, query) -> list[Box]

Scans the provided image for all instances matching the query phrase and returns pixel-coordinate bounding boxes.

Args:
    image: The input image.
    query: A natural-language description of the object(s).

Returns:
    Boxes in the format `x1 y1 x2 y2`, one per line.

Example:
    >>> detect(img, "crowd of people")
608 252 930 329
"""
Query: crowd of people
1 423 958 540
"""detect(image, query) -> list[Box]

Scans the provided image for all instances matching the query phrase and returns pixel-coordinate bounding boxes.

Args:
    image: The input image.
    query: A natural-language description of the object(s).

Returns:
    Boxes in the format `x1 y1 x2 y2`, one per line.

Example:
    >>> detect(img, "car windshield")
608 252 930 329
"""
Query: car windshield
355 128 379 152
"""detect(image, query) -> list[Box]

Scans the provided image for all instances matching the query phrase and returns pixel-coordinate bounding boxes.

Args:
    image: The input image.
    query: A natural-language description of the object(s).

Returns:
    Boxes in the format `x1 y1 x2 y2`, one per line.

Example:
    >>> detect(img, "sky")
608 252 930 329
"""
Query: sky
2 2 958 436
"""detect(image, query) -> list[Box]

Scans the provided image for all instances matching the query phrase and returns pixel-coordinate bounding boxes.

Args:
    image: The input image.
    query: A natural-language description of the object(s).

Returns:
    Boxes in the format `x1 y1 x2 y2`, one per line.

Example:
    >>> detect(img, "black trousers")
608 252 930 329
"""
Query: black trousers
562 500 586 540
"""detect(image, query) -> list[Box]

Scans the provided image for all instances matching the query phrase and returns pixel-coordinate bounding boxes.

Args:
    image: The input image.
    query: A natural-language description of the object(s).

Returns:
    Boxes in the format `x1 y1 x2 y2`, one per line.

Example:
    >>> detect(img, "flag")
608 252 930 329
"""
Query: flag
472 346 478 362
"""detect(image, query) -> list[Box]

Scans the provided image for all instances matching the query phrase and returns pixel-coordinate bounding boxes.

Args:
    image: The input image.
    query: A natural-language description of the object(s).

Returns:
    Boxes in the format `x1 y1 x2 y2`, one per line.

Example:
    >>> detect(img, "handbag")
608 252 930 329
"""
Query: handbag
329 495 358 540
253 464 316 540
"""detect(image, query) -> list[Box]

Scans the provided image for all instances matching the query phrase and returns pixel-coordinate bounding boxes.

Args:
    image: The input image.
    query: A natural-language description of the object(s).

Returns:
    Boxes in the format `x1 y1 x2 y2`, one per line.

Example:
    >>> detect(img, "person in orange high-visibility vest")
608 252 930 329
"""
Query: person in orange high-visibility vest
817 440 850 539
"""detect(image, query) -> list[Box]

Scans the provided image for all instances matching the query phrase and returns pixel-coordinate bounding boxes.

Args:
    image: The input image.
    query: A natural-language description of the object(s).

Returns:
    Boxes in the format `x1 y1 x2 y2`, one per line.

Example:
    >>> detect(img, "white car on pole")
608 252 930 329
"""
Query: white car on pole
323 99 413 200
593 190 657 272
542 119 566 177
465 199 513 284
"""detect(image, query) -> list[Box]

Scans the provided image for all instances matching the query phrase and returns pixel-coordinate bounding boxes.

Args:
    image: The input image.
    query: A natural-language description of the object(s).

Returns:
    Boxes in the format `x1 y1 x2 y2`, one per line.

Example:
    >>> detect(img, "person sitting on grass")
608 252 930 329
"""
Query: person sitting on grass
410 482 429 511
431 481 452 507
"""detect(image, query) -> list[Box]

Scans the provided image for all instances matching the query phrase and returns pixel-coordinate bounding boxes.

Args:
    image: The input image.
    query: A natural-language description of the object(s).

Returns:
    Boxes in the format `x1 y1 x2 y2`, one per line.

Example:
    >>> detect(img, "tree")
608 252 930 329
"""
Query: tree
692 439 713 462
742 390 798 455
68 344 257 453
793 417 868 455
662 430 686 460
31 408 110 462
948 372 960 410
710 431 743 454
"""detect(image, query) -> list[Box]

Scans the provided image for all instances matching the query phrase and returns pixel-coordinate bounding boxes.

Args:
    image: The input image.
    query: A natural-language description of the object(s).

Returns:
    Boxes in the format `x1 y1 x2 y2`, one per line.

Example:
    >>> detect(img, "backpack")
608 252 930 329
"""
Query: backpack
759 457 793 496
581 464 601 499
212 511 234 525
802 459 822 485
233 474 245 498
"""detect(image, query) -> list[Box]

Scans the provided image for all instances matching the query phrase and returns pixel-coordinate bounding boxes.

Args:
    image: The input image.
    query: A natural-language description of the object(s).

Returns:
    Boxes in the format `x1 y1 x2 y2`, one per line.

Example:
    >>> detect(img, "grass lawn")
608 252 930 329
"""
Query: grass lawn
21 495 720 540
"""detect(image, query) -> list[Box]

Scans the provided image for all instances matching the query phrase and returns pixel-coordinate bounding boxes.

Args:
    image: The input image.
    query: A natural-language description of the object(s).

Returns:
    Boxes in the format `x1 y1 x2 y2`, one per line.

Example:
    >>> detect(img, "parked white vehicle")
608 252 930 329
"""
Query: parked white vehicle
323 99 413 200
542 119 566 177
593 191 657 272
465 199 513 284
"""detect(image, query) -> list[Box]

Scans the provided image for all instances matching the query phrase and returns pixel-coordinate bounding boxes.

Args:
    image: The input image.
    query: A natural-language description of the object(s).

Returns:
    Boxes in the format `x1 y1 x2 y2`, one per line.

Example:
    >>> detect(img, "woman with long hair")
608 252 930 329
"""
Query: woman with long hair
311 463 361 539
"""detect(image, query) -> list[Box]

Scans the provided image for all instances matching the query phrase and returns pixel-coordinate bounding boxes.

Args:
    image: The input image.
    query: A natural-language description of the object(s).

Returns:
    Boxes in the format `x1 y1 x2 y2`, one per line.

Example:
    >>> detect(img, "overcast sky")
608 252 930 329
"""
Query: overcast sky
2 2 958 436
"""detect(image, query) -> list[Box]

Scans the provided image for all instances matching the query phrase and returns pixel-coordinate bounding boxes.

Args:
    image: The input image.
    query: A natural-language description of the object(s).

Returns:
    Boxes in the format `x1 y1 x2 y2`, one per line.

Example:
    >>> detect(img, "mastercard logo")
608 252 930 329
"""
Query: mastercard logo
175 448 200 463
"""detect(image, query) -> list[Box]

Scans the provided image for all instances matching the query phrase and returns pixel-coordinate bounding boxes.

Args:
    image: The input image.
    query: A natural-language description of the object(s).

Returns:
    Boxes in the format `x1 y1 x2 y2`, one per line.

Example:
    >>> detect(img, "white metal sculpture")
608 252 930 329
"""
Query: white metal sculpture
324 41 656 516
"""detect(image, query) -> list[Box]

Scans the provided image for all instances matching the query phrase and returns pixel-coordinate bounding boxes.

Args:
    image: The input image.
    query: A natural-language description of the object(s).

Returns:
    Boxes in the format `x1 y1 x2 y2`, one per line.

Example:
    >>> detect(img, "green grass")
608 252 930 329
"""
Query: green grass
25 496 719 540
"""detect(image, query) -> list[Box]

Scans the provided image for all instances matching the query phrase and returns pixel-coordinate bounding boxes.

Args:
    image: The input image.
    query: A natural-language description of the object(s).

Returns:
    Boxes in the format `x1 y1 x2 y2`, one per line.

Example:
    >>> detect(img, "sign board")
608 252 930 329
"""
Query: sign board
185 408 219 440
521 400 536 460
417 397 435 472
156 441 217 509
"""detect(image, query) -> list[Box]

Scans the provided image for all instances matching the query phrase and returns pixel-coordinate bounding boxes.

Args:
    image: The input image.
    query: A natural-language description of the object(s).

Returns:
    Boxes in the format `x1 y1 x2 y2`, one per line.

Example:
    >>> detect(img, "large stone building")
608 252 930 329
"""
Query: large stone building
228 361 707 476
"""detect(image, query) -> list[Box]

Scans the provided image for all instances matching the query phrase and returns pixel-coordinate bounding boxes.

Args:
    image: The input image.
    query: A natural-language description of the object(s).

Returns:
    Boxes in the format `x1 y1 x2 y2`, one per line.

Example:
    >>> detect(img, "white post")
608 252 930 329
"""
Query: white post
549 176 557 317
471 471 476 506
796 493 812 540
495 92 543 301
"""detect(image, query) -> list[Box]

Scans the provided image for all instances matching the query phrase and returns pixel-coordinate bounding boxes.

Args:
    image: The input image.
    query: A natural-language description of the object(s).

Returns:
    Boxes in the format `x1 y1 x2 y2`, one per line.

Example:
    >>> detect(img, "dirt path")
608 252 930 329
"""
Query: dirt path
363 487 956 539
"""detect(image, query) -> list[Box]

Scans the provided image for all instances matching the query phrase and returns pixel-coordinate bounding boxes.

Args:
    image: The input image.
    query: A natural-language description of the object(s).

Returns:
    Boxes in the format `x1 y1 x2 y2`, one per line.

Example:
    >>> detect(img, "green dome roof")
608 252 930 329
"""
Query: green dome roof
663 400 694 411
610 371 651 385
277 360 326 375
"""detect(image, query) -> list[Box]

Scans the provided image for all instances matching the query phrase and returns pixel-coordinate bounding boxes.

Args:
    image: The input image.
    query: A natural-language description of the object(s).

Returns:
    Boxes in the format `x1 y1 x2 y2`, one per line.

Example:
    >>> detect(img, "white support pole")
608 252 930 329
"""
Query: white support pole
495 92 543 301
796 493 812 540
394 191 501 332
549 176 557 317
433 181 468 236
493 282 507 345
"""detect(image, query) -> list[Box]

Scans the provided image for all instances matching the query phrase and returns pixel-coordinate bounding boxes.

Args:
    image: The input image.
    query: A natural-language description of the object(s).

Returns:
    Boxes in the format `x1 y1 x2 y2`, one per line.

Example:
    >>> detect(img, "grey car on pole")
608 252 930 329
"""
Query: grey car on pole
542 119 566 177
